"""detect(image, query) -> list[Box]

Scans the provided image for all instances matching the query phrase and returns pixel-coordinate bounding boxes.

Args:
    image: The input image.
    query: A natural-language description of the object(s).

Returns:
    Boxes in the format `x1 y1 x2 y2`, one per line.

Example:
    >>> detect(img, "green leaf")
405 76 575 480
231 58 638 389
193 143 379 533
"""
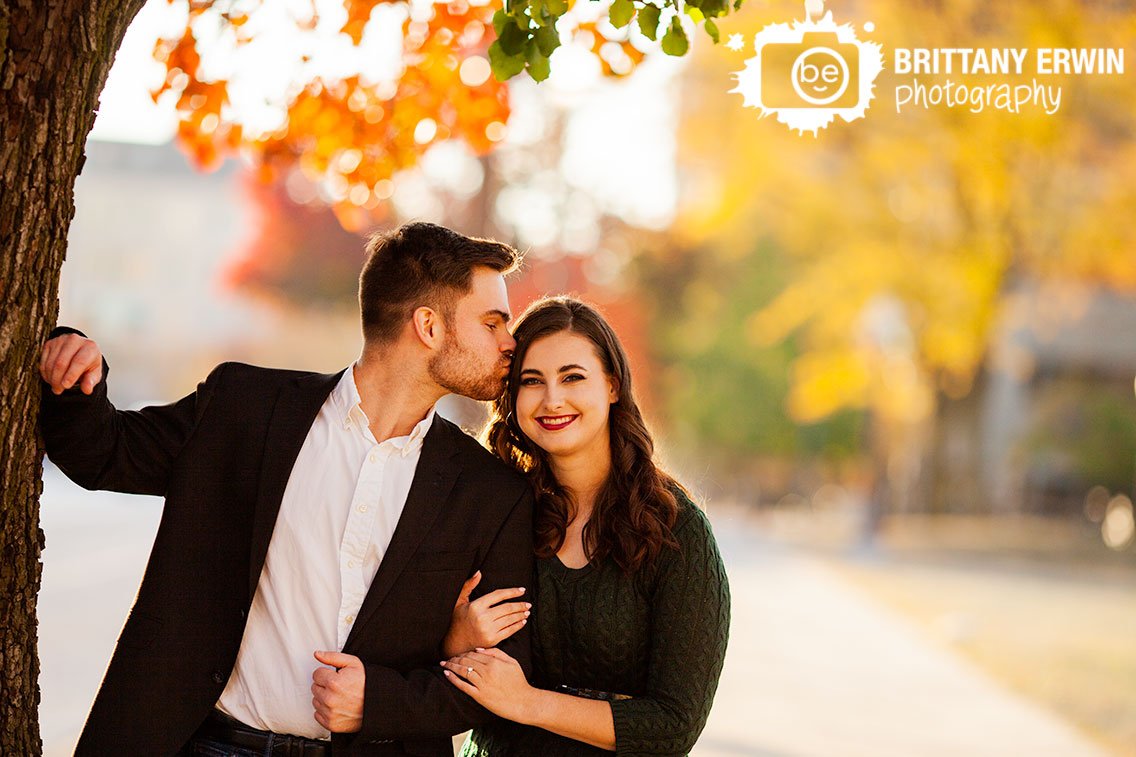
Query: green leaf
534 24 562 57
492 8 509 37
733 0 743 9
660 16 689 56
526 42 551 82
529 0 548 27
704 17 719 43
489 39 527 80
498 18 530 56
700 0 729 17
685 6 704 23
545 0 568 15
637 4 661 40
609 0 635 28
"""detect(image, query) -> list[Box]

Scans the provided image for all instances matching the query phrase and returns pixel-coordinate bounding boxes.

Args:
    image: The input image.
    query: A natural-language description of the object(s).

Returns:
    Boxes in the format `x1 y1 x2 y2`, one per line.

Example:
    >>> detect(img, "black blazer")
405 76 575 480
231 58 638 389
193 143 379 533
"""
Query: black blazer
40 331 534 757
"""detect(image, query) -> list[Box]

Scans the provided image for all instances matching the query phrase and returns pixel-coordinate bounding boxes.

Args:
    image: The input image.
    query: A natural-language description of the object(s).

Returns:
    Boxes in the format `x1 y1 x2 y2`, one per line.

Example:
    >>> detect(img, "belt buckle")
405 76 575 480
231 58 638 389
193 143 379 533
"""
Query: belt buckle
301 736 327 757
273 736 306 757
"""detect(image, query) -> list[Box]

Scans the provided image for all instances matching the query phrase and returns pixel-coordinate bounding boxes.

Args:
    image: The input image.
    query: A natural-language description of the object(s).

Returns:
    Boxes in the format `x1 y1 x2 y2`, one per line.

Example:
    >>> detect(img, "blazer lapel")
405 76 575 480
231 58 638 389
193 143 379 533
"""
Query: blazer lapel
344 415 462 650
248 369 345 599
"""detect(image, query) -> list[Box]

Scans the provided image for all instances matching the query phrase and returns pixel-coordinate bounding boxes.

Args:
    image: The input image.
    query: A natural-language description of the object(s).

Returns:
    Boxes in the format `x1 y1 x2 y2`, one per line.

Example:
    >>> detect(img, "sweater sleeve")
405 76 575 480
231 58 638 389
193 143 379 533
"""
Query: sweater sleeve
609 501 731 756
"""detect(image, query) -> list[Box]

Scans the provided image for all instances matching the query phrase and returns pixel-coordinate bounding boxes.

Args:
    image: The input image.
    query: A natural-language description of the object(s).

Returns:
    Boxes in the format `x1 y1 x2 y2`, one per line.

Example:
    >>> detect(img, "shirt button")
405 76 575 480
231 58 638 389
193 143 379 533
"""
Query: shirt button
345 615 354 624
368 452 377 463
358 505 368 513
211 670 225 685
348 560 357 568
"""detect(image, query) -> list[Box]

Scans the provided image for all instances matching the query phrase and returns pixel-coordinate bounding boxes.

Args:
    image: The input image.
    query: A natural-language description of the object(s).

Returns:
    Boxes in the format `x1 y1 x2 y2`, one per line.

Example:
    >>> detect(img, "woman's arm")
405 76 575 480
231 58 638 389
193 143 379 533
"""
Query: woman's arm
606 504 731 754
443 501 730 755
442 649 616 751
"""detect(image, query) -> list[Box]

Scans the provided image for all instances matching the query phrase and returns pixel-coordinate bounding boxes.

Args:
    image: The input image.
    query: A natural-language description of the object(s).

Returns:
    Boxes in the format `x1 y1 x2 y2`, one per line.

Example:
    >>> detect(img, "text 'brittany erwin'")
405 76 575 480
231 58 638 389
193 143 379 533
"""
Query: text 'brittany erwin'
893 48 1125 76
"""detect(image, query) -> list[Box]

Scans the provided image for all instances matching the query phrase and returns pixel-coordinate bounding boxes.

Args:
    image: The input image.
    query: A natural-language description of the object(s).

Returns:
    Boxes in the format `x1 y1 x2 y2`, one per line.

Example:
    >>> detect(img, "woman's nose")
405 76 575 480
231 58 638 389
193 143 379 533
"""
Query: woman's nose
542 384 565 409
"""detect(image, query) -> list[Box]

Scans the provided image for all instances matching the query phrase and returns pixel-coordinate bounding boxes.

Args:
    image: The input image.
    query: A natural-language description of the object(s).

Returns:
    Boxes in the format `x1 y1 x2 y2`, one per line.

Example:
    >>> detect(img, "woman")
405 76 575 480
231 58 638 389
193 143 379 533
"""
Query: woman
440 296 730 756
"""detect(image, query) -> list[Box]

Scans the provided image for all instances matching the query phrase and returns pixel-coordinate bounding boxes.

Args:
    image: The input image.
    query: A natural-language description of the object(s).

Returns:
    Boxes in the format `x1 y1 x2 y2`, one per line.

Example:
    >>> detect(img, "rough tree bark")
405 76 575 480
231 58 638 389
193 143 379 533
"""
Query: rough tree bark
0 1 145 751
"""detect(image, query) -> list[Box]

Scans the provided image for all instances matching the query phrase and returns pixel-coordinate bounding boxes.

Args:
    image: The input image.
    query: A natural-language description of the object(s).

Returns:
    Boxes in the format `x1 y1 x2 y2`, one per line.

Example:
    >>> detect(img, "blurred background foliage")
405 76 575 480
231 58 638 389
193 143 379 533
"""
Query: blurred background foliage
119 0 1136 527
649 0 1136 521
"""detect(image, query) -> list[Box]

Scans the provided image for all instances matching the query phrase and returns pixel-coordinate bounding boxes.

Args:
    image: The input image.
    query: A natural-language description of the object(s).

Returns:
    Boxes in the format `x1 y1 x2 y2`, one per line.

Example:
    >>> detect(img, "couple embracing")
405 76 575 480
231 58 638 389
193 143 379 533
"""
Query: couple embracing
40 222 730 757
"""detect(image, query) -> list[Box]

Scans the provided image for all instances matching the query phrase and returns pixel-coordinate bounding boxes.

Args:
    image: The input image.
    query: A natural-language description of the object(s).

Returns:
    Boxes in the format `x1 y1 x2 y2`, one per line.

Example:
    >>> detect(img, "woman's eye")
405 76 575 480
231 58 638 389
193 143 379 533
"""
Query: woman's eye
520 377 542 386
486 323 497 331
563 374 585 382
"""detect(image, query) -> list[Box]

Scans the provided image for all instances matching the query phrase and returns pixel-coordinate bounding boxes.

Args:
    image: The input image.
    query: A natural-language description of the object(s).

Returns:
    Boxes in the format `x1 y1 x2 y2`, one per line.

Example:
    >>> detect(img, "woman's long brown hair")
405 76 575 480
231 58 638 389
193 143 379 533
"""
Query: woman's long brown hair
485 296 681 573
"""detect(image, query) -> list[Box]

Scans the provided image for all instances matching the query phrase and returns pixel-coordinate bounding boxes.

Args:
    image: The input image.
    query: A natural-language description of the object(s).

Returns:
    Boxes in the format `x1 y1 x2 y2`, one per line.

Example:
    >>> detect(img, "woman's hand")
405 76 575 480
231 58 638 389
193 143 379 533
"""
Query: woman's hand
441 648 537 723
442 571 530 658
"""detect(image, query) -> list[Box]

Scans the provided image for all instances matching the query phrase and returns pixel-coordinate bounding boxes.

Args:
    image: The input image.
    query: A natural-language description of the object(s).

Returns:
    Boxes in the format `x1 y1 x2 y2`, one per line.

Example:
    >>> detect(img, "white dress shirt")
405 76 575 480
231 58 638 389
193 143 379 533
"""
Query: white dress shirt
216 366 436 738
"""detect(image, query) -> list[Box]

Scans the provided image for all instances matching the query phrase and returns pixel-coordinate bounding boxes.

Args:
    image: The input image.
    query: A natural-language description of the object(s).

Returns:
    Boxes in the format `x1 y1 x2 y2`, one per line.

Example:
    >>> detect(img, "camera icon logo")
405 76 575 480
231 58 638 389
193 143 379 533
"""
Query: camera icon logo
732 4 884 135
770 34 859 108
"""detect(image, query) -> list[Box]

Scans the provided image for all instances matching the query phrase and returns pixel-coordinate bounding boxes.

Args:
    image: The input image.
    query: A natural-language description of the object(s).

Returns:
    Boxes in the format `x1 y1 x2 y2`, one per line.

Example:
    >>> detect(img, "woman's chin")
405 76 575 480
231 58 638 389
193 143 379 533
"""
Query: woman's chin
525 429 580 459
532 437 576 458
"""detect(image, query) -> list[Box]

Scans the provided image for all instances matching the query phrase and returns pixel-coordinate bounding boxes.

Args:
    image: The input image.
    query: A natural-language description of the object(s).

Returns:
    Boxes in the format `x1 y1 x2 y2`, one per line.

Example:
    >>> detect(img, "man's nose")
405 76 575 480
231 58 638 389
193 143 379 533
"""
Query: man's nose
500 330 516 353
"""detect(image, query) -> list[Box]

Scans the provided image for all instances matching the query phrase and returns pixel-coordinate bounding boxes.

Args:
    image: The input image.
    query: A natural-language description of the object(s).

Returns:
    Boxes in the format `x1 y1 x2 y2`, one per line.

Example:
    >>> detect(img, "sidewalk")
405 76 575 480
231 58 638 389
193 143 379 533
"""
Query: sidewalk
697 502 1109 757
36 472 1109 756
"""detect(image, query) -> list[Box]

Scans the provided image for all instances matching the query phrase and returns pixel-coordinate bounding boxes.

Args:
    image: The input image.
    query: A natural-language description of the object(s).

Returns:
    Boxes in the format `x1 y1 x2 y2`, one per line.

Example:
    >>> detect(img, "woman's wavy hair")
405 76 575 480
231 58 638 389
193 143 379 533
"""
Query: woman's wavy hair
485 296 681 573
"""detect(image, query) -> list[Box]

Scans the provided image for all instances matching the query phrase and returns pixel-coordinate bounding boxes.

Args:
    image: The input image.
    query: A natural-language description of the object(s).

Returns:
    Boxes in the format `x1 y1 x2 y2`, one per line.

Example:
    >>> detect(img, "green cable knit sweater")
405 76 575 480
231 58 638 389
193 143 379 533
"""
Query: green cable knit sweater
461 492 731 757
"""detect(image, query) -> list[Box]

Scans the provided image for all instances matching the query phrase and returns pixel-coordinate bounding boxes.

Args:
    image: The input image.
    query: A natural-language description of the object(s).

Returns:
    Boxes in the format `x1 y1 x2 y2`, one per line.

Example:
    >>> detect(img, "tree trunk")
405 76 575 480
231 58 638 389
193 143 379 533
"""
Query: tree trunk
0 1 145 751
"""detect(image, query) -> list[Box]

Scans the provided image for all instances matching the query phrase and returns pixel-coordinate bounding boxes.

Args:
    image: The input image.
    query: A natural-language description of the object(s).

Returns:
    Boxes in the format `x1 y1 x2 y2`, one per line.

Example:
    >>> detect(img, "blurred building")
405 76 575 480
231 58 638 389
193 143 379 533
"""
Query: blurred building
62 139 363 404
932 281 1136 515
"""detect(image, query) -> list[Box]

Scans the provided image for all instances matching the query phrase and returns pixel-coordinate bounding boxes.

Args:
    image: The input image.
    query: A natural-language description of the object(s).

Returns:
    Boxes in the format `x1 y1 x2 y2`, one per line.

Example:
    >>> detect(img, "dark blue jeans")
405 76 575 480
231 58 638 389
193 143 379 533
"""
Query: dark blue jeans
191 735 264 756
191 731 328 756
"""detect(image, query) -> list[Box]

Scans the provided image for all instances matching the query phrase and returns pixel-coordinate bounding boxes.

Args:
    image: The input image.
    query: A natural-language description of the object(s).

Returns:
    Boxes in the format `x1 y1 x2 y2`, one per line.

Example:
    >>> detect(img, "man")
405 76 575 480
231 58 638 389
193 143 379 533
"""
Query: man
39 222 534 756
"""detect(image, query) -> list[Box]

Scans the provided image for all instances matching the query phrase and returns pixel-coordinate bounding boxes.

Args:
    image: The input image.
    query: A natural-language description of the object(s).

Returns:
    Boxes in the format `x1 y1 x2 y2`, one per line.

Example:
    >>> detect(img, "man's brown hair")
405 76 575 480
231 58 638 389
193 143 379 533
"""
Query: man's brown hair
359 222 520 343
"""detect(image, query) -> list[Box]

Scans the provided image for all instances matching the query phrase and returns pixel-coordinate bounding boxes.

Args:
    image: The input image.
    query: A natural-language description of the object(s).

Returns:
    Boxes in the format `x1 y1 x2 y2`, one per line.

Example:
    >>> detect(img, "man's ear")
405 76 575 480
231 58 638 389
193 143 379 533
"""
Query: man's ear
412 306 444 348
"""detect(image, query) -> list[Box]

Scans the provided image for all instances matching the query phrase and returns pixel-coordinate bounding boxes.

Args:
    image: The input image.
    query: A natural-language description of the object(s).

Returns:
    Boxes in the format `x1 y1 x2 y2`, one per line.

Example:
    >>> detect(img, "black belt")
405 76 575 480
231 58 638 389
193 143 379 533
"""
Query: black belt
195 710 332 756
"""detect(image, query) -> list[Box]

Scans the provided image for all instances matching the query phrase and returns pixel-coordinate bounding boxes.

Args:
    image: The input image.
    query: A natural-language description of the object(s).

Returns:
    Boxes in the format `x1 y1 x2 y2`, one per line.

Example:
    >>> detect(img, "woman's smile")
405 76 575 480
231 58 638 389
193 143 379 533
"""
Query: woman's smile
536 414 579 431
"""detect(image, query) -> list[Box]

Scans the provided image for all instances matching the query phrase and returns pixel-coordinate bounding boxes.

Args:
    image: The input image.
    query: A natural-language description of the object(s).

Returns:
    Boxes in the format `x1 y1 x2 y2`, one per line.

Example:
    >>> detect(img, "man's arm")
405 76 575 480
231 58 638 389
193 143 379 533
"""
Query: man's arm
322 483 535 743
39 328 220 495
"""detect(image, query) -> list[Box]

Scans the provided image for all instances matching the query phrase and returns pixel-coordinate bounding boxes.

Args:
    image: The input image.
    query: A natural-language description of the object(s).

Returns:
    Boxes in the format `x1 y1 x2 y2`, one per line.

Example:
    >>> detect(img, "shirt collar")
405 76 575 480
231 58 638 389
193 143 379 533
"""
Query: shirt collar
332 366 437 457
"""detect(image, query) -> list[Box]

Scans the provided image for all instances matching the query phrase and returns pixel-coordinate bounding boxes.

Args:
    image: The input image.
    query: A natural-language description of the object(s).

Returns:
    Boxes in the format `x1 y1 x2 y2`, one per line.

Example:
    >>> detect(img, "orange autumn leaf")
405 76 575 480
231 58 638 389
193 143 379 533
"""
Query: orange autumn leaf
151 1 510 224
152 29 201 101
153 0 666 217
572 20 647 78
341 0 389 43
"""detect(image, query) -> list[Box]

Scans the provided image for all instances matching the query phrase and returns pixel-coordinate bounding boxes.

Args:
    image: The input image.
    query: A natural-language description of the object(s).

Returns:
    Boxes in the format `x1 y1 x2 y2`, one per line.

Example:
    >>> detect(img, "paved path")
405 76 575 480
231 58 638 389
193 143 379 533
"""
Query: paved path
697 503 1107 757
37 471 1109 756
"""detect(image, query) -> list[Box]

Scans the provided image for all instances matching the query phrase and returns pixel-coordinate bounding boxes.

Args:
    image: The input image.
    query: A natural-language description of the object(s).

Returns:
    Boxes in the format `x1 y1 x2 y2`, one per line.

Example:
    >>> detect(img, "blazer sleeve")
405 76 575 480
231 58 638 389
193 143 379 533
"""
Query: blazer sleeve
608 503 731 755
39 326 223 496
353 483 535 742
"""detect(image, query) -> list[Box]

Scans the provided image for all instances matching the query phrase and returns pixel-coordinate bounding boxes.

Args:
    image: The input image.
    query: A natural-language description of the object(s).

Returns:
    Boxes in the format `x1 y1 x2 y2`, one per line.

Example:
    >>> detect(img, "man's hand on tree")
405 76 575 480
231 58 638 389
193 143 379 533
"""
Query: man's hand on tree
40 333 103 395
311 651 365 733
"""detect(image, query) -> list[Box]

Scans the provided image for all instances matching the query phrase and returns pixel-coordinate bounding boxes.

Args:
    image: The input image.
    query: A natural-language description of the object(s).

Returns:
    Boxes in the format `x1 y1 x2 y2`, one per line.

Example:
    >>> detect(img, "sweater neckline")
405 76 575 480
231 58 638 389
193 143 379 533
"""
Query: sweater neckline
546 553 596 578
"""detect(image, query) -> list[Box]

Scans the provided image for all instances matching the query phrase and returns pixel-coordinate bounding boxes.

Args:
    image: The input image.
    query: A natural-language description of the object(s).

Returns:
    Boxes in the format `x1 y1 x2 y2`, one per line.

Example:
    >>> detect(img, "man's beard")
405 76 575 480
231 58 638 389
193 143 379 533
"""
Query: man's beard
427 333 508 401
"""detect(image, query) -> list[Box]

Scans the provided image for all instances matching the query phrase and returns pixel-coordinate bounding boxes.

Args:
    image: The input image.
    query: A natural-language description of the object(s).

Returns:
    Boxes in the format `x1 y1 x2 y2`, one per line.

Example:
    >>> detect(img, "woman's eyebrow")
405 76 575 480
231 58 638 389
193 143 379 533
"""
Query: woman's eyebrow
520 364 587 376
